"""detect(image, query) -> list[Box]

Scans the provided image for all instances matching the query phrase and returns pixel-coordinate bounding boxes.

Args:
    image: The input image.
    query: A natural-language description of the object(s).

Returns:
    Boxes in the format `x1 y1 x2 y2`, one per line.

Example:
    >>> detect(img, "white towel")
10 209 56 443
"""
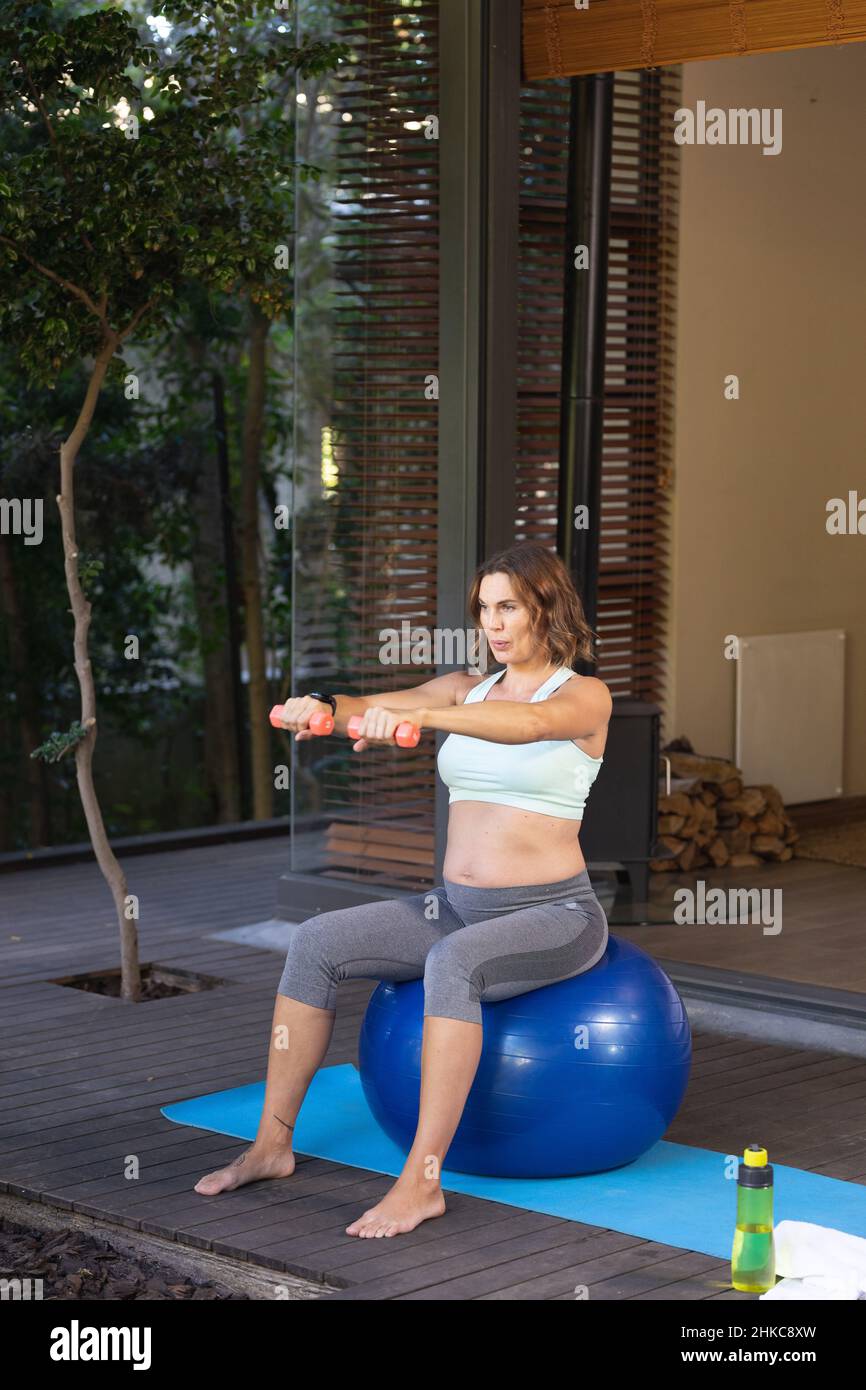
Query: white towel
758 1220 866 1300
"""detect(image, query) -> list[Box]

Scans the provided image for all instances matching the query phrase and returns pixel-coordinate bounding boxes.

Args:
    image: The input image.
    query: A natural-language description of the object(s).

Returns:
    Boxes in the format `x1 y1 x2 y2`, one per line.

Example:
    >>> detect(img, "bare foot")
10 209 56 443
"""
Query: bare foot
345 1179 446 1238
194 1144 296 1195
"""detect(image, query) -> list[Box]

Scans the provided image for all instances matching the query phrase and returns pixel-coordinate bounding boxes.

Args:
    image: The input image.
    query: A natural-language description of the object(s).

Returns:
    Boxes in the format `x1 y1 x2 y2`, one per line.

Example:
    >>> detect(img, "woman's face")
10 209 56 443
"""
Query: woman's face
478 573 539 662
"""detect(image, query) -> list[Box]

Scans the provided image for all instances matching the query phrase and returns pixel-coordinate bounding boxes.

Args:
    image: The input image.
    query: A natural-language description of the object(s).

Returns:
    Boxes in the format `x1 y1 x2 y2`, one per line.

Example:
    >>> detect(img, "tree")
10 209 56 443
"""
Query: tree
137 0 306 819
0 339 187 850
0 0 343 998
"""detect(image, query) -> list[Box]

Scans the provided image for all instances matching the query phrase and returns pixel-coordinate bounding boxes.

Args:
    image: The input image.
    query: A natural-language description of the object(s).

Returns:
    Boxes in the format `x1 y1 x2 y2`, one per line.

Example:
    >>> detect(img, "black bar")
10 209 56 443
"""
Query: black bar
556 73 614 666
479 0 520 562
435 0 521 884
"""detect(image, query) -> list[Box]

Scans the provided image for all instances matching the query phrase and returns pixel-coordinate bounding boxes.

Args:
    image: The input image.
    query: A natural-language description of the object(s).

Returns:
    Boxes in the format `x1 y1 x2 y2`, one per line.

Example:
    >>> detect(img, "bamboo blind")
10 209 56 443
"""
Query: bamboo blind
294 0 440 891
515 68 681 703
301 3 680 889
523 0 866 80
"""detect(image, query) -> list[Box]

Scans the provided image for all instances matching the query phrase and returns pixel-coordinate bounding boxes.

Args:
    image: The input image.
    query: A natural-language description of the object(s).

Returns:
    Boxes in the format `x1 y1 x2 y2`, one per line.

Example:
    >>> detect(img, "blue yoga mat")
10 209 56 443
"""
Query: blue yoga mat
161 1063 866 1261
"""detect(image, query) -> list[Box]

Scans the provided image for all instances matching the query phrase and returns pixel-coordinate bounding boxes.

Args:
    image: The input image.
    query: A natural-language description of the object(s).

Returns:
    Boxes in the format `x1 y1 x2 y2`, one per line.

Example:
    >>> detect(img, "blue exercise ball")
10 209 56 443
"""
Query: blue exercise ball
358 936 692 1178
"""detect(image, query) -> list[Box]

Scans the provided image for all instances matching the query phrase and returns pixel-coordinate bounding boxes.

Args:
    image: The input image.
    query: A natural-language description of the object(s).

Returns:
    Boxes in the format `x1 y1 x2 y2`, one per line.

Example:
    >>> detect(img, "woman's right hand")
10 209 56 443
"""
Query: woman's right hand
270 696 332 740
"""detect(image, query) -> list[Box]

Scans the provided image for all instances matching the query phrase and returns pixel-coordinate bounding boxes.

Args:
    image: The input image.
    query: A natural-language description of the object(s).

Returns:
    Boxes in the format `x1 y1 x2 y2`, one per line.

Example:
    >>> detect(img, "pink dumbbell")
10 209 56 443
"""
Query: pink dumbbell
347 714 420 749
269 705 334 735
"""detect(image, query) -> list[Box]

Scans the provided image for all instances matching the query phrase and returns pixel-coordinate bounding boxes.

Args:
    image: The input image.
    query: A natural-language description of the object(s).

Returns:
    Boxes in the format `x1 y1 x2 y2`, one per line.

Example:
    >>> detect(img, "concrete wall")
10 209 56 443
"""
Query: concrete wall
668 42 866 796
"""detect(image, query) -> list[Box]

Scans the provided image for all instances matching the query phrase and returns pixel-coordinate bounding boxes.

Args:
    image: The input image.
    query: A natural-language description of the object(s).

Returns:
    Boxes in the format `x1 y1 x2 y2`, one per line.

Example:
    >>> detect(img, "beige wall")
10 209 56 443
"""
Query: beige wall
668 43 866 796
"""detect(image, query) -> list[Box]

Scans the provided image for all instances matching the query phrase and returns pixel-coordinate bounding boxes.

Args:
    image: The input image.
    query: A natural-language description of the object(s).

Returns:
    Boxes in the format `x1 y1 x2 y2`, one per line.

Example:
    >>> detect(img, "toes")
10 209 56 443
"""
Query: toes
195 1166 235 1195
346 1207 378 1236
345 1206 406 1238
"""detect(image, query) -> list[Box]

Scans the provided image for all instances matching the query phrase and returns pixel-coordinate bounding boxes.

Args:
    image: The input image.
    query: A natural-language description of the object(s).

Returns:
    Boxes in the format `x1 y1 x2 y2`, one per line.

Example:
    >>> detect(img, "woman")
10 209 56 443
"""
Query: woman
195 542 612 1238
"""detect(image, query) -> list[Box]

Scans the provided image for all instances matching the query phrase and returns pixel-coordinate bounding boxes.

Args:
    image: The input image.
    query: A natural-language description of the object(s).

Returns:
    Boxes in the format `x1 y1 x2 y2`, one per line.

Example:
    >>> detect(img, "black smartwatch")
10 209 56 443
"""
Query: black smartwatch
306 690 337 716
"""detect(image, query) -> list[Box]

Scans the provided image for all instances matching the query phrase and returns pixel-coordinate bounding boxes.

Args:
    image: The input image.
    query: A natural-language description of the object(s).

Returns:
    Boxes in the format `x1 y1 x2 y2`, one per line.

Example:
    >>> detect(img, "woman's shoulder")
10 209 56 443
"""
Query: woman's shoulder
455 669 500 705
563 671 610 693
557 672 613 714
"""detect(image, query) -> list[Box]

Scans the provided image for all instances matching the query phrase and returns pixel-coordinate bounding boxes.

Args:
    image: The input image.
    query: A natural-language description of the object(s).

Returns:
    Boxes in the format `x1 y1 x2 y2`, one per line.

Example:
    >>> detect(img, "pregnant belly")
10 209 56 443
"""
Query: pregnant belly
443 801 586 888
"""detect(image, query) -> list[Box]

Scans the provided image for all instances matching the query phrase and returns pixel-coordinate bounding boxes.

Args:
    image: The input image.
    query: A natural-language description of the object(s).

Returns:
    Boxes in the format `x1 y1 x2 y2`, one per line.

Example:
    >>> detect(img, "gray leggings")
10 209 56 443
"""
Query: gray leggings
276 869 609 1025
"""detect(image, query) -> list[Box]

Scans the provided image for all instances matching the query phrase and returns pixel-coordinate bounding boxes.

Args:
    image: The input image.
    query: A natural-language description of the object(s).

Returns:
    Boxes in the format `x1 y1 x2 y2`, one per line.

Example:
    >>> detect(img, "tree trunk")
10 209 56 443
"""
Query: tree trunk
190 400 242 823
0 532 51 845
213 369 247 814
0 707 10 848
57 337 141 1001
183 340 243 822
240 304 272 819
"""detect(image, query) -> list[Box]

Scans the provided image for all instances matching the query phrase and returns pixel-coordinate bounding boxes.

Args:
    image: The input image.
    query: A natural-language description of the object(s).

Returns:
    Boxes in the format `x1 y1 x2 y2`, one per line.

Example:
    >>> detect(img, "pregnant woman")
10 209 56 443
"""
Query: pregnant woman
195 542 613 1238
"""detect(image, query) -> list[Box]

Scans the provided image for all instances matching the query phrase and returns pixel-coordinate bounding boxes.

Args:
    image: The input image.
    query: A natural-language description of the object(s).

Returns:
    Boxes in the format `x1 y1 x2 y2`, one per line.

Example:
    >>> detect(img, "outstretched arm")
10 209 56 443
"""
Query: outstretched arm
329 670 464 736
421 676 611 745
277 672 472 746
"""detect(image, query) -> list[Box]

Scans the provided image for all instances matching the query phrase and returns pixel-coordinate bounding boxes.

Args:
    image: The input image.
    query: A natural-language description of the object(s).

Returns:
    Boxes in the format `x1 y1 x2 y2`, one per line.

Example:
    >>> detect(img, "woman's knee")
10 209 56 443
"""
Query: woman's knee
422 937 480 1023
289 902 365 952
423 933 468 976
277 911 351 1008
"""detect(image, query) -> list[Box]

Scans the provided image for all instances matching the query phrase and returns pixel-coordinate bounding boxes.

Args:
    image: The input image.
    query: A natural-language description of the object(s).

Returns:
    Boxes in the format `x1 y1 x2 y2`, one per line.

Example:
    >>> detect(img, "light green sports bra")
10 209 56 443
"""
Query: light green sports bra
435 665 604 820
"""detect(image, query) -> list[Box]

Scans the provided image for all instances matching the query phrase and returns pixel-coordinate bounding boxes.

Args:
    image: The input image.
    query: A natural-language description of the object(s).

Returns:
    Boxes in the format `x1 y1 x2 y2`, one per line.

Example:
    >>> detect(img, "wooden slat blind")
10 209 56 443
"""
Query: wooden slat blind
295 5 680 891
293 0 440 890
522 0 866 80
514 67 681 704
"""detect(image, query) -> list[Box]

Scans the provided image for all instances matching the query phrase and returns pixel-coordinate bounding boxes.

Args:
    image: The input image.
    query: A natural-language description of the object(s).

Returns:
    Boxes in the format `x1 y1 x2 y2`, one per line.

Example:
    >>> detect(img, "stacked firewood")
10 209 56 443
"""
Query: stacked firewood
651 751 800 873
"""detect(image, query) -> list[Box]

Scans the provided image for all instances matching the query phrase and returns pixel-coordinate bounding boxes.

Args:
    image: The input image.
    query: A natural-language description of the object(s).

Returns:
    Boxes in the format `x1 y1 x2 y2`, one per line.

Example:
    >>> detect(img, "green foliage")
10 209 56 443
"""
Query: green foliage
31 719 89 763
77 552 103 593
0 341 210 844
0 0 347 847
0 0 347 382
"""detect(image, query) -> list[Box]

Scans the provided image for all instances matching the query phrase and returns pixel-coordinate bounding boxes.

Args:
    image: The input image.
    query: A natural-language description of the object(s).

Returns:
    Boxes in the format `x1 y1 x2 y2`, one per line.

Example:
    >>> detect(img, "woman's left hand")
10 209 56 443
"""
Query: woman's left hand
350 706 426 752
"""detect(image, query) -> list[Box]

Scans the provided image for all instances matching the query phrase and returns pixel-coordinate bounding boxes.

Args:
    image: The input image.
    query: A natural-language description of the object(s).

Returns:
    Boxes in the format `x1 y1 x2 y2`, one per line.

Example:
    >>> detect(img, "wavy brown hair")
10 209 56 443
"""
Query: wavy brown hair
467 542 598 669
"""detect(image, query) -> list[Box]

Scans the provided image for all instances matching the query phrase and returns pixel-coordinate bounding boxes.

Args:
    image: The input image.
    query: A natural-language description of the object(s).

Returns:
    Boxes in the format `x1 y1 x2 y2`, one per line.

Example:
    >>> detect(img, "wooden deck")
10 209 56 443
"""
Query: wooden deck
616 856 866 995
2 839 865 1301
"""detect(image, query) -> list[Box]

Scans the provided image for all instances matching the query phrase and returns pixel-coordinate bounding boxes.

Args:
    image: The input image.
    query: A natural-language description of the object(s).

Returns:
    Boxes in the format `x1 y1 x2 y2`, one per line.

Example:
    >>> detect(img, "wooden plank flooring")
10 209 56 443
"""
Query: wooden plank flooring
628 857 866 992
1 840 865 1300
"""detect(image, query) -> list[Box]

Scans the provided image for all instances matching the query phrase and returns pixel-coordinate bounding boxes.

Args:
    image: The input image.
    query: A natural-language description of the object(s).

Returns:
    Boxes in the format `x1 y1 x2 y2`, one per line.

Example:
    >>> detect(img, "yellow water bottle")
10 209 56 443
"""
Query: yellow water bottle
731 1144 776 1293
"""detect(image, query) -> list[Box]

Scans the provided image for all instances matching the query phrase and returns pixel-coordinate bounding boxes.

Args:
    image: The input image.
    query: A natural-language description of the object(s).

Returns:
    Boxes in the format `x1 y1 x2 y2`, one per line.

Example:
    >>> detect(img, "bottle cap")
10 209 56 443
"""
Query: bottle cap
744 1145 768 1166
738 1143 773 1188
